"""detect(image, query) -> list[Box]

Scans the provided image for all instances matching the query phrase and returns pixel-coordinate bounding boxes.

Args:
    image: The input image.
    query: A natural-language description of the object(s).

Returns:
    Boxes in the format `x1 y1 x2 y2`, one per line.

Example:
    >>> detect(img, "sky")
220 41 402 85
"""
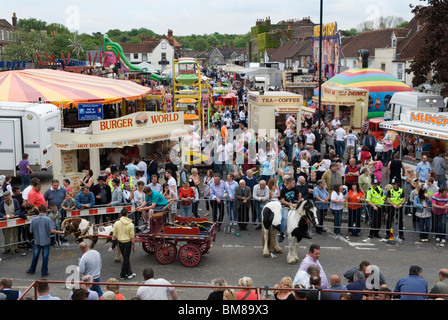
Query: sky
3 0 425 36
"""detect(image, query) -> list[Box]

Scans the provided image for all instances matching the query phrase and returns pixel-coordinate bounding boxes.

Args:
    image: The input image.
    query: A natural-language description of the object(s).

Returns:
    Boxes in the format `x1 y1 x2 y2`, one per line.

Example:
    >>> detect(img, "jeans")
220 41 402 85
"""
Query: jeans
27 244 50 277
180 204 192 217
226 200 237 224
332 209 342 235
316 208 327 233
336 140 345 158
91 277 104 298
437 174 447 189
281 208 289 233
434 213 447 240
20 174 31 191
255 201 267 224
418 217 430 240
348 208 361 236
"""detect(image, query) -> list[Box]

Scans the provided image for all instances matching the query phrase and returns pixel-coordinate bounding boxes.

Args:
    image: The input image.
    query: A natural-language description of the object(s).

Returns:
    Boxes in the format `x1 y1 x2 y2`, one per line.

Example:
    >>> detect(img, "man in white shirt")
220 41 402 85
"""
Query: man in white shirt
344 129 358 159
305 128 316 146
216 140 233 179
332 116 341 128
136 268 178 300
334 124 346 158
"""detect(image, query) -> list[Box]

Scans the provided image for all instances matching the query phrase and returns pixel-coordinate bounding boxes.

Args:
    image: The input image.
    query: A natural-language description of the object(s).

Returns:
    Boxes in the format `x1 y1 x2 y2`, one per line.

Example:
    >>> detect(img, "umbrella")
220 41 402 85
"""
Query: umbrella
0 69 151 108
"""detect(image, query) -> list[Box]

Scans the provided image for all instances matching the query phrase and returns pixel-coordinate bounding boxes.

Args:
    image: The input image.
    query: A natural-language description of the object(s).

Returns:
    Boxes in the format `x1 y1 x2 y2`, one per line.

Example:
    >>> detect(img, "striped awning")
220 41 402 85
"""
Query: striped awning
0 68 151 108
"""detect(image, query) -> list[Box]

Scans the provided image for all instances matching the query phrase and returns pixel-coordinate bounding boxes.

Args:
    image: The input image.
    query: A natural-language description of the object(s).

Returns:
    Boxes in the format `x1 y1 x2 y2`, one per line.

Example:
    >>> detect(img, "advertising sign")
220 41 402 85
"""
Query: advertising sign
78 103 103 121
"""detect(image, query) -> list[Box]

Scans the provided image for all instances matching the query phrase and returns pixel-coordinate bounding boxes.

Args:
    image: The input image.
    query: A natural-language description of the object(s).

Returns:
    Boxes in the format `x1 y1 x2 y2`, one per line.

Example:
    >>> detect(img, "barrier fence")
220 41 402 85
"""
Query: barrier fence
17 279 448 300
0 199 445 249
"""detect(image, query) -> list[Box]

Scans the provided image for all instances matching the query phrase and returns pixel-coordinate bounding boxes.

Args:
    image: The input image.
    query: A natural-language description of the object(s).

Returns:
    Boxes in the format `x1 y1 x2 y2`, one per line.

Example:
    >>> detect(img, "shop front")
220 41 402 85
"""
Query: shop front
312 86 369 130
52 111 191 191
247 91 314 133
380 109 448 164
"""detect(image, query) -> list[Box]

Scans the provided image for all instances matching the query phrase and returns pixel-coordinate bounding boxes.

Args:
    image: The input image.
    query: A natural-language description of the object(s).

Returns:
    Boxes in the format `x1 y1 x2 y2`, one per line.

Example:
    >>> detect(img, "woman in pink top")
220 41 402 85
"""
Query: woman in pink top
431 187 448 245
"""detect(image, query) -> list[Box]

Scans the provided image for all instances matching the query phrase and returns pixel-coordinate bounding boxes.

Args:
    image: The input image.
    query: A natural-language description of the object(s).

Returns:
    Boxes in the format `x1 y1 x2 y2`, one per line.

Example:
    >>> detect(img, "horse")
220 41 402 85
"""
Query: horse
261 199 318 264
61 217 115 249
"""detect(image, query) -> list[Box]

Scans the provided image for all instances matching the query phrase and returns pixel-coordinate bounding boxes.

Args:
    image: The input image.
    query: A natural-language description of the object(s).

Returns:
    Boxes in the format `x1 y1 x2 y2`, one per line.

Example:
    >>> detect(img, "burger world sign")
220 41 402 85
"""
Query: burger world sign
92 111 184 135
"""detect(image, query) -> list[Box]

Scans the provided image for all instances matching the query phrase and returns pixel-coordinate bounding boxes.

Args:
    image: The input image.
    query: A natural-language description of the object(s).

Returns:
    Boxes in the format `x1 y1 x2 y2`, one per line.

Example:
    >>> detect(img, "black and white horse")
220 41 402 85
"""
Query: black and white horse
261 200 318 264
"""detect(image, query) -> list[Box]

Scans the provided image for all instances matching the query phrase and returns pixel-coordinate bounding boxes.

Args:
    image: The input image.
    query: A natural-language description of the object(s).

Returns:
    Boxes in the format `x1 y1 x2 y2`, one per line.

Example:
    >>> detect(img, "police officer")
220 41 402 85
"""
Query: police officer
366 178 385 239
386 178 406 241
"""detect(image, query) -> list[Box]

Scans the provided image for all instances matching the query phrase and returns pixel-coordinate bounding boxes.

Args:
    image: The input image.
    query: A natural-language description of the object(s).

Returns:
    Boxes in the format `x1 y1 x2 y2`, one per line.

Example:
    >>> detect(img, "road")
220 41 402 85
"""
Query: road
0 204 446 300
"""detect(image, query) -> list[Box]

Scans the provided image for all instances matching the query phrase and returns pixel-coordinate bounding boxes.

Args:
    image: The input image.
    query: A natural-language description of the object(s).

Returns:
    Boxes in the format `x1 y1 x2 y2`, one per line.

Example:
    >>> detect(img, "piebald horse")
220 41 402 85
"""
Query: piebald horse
62 217 115 248
261 200 318 264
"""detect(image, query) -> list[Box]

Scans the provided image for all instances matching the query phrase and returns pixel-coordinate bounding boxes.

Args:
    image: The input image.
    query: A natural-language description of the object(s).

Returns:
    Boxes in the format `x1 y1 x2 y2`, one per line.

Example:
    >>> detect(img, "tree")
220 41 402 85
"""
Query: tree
3 30 50 63
17 18 47 32
409 1 448 94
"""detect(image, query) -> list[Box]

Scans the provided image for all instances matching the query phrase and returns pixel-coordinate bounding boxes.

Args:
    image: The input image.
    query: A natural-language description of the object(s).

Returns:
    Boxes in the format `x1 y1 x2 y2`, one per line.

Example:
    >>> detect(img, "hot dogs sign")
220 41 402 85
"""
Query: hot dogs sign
92 111 184 135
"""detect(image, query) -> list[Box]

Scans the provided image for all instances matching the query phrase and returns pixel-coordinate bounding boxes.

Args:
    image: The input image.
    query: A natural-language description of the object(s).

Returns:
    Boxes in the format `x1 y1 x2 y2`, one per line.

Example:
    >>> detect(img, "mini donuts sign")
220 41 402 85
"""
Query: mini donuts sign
92 112 183 134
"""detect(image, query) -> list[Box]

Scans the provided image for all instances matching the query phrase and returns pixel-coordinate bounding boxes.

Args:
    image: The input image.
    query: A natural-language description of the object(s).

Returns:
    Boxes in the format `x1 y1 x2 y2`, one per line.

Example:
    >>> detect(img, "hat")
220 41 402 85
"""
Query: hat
3 191 10 196
372 178 379 184
119 164 127 171
391 178 398 184
97 176 106 181
110 165 119 174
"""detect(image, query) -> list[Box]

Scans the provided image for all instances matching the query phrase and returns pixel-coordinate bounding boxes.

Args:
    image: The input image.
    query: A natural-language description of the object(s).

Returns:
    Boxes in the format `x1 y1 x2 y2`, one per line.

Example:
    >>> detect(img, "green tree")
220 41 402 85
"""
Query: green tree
410 1 448 94
3 30 50 63
17 18 47 32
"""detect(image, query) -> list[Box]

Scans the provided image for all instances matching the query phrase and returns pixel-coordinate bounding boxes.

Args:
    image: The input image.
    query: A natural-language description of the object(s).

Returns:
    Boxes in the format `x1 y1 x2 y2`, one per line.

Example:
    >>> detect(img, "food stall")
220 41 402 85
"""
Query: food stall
380 109 448 163
247 91 314 133
312 86 369 130
51 111 191 189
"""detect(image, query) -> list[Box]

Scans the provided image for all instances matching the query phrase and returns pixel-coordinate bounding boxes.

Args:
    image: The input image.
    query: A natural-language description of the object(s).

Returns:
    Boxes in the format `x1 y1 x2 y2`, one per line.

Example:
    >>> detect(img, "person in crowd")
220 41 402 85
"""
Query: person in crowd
80 169 94 189
78 241 103 298
28 179 47 210
136 268 178 300
346 271 366 300
235 276 258 300
344 157 360 190
414 187 431 242
75 186 95 210
346 183 365 237
235 179 252 231
178 180 194 218
148 174 163 193
0 278 22 300
206 278 228 300
366 178 385 239
0 191 22 254
386 152 406 185
386 178 406 241
19 153 34 191
112 208 136 280
44 179 66 210
209 176 230 227
330 184 345 236
225 173 238 228
26 205 64 278
429 269 448 299
327 274 347 300
393 265 428 300
272 276 295 300
252 179 270 230
431 187 448 247
298 244 328 289
313 180 329 234
433 150 448 188
415 155 432 184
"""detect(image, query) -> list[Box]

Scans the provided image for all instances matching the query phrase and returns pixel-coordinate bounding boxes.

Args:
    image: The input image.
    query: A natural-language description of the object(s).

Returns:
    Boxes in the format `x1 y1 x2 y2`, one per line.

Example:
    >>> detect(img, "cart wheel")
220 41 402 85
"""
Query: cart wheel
155 242 177 264
189 240 210 254
178 244 202 267
142 241 156 254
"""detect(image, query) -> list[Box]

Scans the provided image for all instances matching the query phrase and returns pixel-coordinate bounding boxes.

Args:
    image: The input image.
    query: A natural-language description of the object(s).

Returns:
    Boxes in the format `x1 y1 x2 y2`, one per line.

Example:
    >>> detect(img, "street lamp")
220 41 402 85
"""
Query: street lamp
318 0 323 132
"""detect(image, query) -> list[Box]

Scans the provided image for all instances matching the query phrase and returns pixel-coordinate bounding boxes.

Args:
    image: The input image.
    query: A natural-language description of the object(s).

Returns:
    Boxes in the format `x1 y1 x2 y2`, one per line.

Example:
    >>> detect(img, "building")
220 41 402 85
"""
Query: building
0 13 18 59
120 29 182 72
249 17 316 62
265 36 312 70
207 43 246 66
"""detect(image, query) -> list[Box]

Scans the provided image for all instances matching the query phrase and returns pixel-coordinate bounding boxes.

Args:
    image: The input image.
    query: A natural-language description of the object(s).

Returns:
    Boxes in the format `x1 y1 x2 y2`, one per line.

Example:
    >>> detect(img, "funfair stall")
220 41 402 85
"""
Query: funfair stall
51 111 190 189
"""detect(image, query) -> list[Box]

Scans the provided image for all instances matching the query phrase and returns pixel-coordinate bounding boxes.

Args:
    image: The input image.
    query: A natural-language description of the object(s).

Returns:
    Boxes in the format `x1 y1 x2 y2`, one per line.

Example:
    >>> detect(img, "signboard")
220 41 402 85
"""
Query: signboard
403 110 448 130
312 22 341 79
248 93 303 106
92 111 184 135
78 103 103 121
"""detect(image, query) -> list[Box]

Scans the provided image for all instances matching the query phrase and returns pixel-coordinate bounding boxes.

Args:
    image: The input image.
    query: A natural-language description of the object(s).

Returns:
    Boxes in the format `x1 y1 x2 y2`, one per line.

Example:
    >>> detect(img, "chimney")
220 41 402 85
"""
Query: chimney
12 12 17 27
358 49 370 68
212 42 217 48
230 43 234 49
168 29 173 37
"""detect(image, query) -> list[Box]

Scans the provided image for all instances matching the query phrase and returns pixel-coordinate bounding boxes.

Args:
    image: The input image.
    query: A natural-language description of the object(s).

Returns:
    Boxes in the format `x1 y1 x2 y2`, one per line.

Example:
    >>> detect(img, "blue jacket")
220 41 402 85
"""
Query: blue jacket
75 191 95 209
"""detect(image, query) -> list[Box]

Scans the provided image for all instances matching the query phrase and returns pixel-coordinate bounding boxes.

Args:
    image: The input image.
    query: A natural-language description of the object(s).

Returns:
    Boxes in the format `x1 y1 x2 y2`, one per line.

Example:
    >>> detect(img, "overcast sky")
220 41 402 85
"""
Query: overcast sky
4 0 424 36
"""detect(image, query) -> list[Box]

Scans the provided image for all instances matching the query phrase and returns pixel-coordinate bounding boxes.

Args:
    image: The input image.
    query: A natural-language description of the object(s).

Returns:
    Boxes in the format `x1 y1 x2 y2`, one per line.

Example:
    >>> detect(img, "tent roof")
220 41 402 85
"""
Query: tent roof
0 69 151 108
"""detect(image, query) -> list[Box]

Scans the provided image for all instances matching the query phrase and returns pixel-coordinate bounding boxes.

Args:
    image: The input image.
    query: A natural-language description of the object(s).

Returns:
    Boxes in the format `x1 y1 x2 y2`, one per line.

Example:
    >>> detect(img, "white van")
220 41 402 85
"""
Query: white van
0 101 61 175
384 92 445 121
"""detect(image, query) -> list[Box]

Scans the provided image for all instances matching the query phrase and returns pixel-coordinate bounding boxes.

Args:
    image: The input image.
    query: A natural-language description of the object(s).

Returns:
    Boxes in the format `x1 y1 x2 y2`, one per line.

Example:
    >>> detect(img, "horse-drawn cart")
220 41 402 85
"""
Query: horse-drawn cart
135 212 218 267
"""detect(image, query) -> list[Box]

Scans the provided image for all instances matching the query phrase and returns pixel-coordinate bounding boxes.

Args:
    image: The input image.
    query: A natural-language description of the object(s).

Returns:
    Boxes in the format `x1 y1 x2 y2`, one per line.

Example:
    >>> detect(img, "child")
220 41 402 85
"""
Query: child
60 192 76 220
48 205 62 247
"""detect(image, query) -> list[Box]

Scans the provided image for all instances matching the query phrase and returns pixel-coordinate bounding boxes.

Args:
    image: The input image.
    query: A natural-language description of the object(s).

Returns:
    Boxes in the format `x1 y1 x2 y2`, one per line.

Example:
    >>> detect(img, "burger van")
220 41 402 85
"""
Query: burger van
0 101 61 176
384 92 445 121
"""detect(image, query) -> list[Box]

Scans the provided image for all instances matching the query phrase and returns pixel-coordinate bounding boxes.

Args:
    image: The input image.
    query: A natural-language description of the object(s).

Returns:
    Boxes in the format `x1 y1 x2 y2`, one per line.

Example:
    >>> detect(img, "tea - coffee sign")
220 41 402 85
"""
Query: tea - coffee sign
92 111 184 134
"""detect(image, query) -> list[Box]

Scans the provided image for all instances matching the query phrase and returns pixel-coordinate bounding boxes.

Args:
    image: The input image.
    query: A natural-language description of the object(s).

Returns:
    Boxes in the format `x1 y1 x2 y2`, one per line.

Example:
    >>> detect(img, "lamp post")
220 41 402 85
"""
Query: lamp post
318 0 323 136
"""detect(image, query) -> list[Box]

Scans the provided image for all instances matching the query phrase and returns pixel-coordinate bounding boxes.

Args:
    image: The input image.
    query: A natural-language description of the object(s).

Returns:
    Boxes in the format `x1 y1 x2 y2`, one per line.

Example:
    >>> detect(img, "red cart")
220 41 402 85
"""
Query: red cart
135 212 218 267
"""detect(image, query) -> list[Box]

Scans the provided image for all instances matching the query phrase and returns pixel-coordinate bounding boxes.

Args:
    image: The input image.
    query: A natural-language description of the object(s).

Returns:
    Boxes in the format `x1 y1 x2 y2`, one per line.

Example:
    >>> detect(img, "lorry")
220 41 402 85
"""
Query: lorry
0 101 61 176
384 92 445 121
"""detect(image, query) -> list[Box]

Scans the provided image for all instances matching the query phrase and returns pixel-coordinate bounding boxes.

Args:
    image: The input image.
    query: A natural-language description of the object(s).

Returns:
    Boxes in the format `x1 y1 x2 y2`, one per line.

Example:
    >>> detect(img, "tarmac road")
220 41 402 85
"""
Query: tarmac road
1 206 447 300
